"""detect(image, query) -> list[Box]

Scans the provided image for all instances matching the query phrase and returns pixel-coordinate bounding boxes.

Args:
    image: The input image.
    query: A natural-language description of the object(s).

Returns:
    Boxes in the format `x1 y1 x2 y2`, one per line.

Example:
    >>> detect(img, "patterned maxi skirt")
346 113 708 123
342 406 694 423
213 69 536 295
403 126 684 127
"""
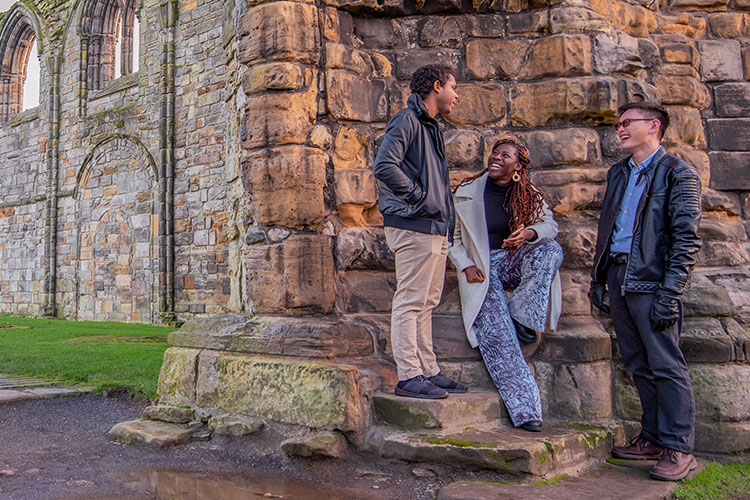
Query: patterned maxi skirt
473 238 563 427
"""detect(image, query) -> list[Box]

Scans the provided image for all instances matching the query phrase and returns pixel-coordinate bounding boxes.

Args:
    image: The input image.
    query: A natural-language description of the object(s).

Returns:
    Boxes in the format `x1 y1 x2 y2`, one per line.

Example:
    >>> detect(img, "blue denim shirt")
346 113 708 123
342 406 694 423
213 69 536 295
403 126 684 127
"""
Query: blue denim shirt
610 146 663 254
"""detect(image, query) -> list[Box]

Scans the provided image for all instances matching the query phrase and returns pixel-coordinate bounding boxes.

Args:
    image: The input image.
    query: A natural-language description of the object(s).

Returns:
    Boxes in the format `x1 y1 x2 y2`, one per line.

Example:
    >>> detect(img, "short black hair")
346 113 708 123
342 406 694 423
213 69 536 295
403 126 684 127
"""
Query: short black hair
618 101 670 140
410 64 455 99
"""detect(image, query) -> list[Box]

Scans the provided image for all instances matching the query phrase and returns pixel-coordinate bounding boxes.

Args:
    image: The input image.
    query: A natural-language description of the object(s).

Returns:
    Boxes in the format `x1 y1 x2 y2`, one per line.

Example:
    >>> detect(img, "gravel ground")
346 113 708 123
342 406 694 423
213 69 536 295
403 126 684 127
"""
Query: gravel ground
0 394 467 500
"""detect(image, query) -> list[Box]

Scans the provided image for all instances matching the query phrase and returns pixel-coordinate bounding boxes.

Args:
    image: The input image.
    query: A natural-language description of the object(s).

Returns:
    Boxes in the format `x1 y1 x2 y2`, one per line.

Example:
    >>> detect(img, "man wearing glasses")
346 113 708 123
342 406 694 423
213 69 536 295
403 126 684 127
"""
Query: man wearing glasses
590 102 702 481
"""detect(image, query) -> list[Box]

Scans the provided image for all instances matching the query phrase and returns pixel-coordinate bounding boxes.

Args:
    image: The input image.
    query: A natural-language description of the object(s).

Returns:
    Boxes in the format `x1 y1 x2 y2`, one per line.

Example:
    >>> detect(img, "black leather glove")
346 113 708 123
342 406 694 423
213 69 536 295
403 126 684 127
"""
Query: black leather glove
650 294 680 331
514 320 537 344
589 283 610 314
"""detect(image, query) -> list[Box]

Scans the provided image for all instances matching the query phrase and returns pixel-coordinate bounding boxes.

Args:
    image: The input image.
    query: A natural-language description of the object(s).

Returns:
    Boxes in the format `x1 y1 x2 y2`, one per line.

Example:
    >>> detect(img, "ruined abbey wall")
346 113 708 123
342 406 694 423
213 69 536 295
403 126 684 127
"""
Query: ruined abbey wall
1 0 749 452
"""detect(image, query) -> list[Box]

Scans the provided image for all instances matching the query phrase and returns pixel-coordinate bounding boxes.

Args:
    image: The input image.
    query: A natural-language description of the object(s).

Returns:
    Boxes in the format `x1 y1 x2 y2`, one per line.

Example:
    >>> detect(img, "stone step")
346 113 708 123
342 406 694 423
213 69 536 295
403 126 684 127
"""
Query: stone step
373 390 509 430
370 421 617 479
108 419 193 448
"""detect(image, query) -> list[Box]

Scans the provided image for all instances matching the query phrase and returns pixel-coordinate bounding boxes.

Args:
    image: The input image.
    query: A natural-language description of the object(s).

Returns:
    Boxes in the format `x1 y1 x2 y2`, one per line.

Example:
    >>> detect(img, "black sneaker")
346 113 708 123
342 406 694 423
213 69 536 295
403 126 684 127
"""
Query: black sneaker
514 320 538 344
395 375 448 399
428 372 468 393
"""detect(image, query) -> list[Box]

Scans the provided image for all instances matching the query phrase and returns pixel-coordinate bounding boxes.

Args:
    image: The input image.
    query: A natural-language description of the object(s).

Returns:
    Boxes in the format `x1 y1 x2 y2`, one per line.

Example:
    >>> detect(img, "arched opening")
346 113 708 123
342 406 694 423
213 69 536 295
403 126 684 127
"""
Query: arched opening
0 9 40 120
22 38 39 109
81 0 137 92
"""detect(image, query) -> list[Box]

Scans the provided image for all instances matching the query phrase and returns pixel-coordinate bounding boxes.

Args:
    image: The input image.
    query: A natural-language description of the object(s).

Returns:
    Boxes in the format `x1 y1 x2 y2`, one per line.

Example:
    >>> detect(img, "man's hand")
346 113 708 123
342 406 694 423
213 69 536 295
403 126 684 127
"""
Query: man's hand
463 266 485 283
650 294 680 331
589 283 610 314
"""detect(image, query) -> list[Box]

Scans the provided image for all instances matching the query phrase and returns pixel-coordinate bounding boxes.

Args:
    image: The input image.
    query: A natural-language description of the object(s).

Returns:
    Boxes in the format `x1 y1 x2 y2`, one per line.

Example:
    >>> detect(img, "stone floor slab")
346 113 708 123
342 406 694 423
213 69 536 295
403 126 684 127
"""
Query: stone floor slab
438 462 680 500
108 419 193 448
375 422 616 479
27 387 89 398
0 390 40 403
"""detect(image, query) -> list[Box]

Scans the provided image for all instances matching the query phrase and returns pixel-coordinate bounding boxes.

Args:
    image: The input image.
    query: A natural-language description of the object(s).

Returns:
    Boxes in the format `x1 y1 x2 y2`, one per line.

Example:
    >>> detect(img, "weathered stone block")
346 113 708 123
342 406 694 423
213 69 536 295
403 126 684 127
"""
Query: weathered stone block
514 128 601 168
169 314 374 359
589 0 658 38
538 316 611 363
691 364 750 422
708 152 750 190
535 168 607 216
196 352 364 432
281 432 349 459
510 77 658 128
326 70 387 122
556 220 598 270
508 11 548 35
322 0 407 15
695 421 750 454
242 83 318 149
465 39 529 80
242 146 326 229
337 203 382 227
733 0 750 9
208 414 265 437
533 360 613 421
334 226 394 270
661 43 700 67
336 270 395 313
396 48 462 81
444 129 482 171
432 314 481 361
242 62 310 95
443 84 506 127
658 12 707 38
613 363 641 421
157 347 200 405
549 7 611 34
333 126 368 170
244 235 336 313
698 40 743 82
142 405 194 424
680 318 734 362
418 15 471 48
715 83 750 117
520 35 592 80
662 106 706 149
669 0 729 11
335 169 378 207
696 240 750 267
744 46 750 80
708 12 750 38
594 33 644 76
683 274 735 317
560 271 595 316
239 2 320 65
108 420 192 448
325 42 373 76
707 119 750 151
352 17 403 49
373 392 502 430
653 75 710 108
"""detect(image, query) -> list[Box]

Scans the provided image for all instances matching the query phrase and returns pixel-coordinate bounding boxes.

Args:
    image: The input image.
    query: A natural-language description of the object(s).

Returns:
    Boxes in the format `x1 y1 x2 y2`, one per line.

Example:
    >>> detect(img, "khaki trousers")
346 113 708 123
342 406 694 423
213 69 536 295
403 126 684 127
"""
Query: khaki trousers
384 226 448 381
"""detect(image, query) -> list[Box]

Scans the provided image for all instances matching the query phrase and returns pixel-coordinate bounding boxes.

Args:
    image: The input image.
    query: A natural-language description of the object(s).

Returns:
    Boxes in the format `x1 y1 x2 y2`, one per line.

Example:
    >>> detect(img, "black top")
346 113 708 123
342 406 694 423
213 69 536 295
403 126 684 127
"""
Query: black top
484 180 513 250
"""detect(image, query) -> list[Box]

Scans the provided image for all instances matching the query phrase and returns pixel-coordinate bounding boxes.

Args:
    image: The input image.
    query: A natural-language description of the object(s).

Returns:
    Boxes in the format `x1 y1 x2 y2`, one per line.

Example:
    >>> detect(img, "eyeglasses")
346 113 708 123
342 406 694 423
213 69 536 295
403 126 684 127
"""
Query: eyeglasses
614 118 655 130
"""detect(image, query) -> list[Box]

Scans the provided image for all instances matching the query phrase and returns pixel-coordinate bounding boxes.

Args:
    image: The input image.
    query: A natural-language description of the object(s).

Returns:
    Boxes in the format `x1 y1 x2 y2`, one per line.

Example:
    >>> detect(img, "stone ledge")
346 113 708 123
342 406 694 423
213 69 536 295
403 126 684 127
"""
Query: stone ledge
538 316 611 363
108 420 192 448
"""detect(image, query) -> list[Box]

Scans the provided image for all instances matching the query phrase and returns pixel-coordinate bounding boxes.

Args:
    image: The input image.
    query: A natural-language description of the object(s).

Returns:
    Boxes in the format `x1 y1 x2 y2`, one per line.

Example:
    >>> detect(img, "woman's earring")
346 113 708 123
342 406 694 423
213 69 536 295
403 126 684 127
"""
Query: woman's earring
512 170 521 183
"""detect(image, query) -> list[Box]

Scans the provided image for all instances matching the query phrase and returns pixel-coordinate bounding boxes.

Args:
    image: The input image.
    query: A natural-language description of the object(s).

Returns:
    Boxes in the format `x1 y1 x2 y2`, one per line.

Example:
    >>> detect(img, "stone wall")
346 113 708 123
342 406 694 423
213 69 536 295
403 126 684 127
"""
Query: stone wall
0 0 749 452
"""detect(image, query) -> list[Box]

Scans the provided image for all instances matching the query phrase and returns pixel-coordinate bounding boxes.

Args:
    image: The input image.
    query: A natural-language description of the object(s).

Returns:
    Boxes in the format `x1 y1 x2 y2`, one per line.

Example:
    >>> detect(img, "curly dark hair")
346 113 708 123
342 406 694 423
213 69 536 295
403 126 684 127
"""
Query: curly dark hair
456 136 546 231
410 64 455 99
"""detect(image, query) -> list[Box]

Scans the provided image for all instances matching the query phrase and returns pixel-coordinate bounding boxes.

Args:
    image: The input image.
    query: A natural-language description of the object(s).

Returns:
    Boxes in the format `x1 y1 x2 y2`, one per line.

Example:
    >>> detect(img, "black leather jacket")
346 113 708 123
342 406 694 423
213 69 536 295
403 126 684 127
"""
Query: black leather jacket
373 94 455 238
592 148 702 297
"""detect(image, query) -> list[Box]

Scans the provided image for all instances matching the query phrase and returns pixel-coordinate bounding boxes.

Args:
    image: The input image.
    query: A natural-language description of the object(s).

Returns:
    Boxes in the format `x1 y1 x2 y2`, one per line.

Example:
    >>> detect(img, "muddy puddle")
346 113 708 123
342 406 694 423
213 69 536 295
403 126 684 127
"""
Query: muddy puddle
111 468 383 500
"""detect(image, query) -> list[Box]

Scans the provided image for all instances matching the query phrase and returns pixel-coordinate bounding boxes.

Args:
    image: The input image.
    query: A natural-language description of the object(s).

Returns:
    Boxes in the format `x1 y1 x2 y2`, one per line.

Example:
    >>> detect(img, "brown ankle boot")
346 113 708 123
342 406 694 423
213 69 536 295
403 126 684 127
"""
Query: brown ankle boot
650 449 697 481
612 435 664 460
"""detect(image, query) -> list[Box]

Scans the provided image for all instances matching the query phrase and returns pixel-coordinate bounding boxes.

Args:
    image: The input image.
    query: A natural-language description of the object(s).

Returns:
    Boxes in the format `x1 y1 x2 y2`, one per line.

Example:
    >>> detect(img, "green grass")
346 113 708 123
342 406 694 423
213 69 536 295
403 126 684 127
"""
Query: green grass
0 315 175 399
673 462 750 500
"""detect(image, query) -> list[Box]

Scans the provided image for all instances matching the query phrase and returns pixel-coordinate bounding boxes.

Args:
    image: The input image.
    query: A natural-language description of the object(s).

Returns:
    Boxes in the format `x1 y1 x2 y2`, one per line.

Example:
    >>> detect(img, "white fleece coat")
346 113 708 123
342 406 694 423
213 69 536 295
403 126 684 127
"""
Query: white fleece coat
448 173 562 348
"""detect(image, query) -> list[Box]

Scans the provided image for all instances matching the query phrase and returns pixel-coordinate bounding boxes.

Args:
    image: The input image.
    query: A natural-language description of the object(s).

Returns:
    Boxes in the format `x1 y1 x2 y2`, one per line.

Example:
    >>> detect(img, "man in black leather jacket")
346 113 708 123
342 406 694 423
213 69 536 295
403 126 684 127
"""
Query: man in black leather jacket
373 64 467 399
590 102 702 481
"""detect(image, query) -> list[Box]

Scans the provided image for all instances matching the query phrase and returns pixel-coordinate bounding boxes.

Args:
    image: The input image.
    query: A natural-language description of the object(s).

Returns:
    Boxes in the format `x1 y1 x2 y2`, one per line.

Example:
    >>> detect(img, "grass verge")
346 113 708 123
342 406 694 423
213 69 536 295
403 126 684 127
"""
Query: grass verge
673 462 750 500
0 315 175 399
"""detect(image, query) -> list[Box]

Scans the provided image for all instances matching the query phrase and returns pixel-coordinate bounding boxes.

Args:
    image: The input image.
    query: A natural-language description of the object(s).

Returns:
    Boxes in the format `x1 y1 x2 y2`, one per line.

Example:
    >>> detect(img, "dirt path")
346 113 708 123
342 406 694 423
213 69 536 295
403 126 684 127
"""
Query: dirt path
0 394 451 500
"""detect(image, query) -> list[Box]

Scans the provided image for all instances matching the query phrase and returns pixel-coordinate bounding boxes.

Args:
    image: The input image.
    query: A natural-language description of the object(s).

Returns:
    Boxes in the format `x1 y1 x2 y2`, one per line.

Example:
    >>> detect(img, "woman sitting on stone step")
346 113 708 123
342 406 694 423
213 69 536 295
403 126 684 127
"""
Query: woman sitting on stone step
448 136 563 432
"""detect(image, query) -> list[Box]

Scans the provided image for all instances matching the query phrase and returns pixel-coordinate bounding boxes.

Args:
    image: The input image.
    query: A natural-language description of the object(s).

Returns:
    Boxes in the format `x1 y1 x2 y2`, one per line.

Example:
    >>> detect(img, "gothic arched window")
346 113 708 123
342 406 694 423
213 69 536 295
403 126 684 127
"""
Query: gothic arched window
0 7 41 121
80 0 138 93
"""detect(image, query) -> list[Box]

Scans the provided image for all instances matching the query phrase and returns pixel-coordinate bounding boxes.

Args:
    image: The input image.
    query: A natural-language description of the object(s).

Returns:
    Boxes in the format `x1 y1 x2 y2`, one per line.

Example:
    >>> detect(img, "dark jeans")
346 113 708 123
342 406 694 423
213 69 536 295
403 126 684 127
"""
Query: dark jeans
608 262 695 454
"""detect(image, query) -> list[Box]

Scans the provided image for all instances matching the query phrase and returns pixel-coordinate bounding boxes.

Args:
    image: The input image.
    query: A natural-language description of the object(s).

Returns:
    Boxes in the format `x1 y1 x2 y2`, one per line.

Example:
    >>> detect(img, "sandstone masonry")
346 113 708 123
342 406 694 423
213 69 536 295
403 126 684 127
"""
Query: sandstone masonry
0 0 749 455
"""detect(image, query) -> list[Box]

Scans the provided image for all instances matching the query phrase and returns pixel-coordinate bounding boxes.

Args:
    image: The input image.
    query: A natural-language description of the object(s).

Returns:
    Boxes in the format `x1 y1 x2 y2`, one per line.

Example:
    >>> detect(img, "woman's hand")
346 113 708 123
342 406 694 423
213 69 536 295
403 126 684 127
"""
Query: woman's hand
502 228 534 250
462 266 485 283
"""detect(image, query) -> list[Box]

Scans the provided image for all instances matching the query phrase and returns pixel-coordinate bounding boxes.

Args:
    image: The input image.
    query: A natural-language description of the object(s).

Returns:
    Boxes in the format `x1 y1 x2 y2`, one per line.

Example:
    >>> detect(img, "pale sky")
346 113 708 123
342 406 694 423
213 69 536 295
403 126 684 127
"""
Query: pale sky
0 0 140 111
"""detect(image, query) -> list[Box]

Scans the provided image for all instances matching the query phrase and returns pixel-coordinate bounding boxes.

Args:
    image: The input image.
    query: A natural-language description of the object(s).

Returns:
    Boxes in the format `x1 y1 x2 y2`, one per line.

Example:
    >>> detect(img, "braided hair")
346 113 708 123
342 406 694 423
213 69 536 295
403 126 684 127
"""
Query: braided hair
455 136 546 231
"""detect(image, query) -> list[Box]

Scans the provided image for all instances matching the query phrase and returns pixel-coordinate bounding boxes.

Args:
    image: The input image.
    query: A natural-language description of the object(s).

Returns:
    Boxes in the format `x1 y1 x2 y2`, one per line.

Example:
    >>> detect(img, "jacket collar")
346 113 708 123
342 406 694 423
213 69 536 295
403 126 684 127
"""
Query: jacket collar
455 171 489 201
408 94 438 125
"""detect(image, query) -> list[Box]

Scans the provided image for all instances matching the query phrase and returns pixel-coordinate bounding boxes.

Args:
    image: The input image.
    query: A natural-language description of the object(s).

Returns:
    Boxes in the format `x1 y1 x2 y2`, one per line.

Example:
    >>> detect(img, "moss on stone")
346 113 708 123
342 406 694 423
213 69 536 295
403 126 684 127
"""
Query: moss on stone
427 438 492 448
532 474 568 486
